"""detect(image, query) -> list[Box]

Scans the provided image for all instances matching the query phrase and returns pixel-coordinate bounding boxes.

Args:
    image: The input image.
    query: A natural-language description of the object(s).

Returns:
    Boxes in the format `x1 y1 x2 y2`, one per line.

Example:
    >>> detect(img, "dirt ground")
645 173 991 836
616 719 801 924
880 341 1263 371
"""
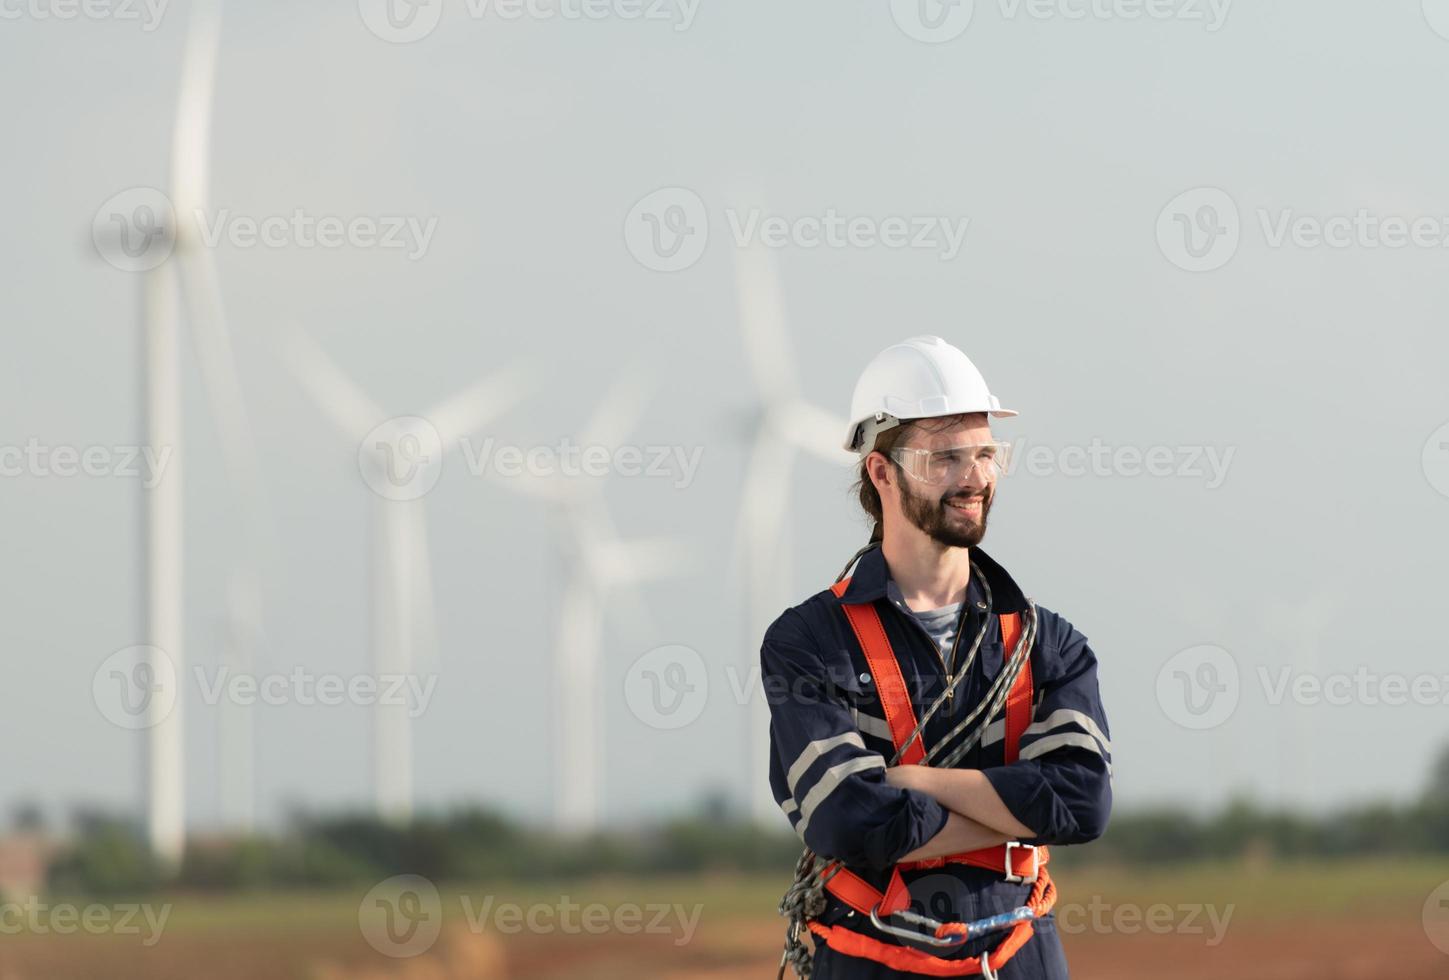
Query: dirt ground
2 864 1445 980
0 912 1442 980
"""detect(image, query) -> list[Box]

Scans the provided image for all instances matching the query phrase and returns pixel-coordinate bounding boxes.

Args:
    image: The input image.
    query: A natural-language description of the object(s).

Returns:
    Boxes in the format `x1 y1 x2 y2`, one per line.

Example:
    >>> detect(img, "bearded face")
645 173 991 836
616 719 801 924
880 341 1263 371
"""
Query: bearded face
897 472 993 548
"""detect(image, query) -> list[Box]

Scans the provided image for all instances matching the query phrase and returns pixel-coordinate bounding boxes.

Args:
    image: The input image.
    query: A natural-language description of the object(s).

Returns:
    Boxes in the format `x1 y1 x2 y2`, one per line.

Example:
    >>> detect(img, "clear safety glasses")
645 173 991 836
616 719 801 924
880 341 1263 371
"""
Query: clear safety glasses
889 442 1012 486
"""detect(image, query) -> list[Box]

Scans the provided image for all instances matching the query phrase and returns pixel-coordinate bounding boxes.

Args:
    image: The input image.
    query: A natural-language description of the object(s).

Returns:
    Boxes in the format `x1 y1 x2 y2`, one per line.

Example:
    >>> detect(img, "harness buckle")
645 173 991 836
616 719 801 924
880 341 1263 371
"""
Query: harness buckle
1003 842 1039 884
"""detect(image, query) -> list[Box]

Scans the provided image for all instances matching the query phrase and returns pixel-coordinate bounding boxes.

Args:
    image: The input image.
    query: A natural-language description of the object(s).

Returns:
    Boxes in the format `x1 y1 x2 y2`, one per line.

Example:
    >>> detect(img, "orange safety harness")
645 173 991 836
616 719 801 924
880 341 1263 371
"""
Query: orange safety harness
789 578 1057 978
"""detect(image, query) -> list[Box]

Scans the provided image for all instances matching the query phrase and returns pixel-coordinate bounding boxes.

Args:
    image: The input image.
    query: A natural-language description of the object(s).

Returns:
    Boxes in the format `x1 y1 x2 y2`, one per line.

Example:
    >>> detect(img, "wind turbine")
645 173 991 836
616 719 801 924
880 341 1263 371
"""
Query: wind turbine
732 244 853 826
169 0 278 839
502 366 686 833
282 329 532 822
132 0 257 867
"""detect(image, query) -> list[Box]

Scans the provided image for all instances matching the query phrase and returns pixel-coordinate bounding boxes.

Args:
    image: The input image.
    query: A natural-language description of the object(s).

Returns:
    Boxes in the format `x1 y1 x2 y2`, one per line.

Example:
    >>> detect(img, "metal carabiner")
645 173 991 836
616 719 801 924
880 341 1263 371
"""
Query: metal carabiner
867 904 972 948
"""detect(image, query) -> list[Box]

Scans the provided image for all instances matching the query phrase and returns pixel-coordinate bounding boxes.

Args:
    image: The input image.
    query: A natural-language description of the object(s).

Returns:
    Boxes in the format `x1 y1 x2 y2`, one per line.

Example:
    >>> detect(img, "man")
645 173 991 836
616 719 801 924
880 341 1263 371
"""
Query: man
763 336 1112 978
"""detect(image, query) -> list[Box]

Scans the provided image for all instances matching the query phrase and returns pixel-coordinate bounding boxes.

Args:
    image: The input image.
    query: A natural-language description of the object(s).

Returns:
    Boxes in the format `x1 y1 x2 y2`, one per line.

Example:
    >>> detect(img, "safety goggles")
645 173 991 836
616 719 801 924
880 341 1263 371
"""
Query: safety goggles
888 442 1012 486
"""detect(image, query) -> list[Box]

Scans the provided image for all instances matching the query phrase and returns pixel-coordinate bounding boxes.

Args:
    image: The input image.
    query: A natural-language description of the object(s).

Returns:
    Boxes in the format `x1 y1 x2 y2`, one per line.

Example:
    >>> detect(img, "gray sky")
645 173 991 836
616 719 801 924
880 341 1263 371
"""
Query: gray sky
3 0 1448 833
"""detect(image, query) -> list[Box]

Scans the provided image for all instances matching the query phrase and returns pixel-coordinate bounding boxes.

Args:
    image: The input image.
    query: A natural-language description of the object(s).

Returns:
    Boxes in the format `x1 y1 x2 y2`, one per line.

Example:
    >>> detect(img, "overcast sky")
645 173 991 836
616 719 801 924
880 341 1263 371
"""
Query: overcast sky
2 0 1448 833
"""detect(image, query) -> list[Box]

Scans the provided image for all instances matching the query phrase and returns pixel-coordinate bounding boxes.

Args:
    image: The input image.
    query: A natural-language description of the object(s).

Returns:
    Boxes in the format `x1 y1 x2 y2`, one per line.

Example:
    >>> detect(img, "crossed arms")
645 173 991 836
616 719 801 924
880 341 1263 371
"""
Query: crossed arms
886 766 1035 861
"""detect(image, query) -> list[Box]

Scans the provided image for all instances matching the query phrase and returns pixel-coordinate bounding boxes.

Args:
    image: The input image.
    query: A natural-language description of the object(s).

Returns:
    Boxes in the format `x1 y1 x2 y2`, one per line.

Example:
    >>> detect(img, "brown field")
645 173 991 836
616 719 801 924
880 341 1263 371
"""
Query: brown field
2 860 1446 979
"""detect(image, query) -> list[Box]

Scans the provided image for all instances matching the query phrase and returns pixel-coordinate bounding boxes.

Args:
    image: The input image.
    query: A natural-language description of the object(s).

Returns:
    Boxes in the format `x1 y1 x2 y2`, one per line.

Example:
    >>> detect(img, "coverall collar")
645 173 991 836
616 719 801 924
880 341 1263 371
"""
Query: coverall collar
836 542 1028 614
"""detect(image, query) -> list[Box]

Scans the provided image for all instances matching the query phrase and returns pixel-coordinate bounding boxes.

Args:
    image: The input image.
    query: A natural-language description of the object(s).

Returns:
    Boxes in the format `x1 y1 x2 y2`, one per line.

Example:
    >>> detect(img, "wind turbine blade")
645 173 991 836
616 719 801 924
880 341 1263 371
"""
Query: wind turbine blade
408 502 441 676
591 536 688 584
735 243 797 401
278 328 384 437
580 358 656 450
170 0 224 240
779 399 854 464
427 359 535 451
729 431 796 588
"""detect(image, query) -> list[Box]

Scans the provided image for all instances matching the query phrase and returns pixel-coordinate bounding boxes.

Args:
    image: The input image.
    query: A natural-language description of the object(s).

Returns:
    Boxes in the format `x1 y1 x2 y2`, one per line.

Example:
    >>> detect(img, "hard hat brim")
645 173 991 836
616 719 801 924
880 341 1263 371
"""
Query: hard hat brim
844 406 1017 453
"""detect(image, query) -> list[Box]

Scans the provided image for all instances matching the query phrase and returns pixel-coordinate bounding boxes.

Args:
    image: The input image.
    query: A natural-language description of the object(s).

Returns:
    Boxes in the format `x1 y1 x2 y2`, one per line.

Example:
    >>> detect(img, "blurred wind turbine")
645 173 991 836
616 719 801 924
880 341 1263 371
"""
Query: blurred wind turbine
170 0 277 839
282 329 533 822
503 365 687 833
732 244 853 826
134 0 256 867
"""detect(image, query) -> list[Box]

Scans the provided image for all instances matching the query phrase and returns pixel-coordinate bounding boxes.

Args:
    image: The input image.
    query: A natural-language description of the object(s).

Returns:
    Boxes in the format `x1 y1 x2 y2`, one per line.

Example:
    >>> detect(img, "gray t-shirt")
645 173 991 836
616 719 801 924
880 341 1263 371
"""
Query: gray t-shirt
911 602 963 670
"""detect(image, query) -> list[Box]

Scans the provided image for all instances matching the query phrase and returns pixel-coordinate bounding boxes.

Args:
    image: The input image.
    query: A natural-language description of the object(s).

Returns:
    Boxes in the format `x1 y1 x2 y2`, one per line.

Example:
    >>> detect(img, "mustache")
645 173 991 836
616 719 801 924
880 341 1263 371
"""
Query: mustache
941 491 988 504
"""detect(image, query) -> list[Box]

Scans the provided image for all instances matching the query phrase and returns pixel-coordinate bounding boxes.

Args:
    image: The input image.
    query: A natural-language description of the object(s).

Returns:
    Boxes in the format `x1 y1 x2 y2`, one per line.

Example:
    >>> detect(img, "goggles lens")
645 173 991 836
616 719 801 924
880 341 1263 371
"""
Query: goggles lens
890 442 1012 485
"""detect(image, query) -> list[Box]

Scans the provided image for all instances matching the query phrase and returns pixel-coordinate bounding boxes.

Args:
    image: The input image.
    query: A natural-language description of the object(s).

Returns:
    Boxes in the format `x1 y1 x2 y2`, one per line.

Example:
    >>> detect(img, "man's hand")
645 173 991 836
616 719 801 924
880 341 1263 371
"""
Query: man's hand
886 765 1037 839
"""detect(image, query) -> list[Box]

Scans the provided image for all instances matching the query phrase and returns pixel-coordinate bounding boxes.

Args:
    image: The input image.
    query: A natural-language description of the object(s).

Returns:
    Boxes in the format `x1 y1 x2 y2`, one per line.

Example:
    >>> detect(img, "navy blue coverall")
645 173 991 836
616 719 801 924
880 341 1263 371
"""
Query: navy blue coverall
762 545 1112 978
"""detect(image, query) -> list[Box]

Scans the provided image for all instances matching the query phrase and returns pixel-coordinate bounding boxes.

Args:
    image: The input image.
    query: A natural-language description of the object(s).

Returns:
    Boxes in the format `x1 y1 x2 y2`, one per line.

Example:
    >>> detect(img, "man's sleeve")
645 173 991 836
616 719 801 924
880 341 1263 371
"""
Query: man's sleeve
762 607 948 869
979 608 1113 846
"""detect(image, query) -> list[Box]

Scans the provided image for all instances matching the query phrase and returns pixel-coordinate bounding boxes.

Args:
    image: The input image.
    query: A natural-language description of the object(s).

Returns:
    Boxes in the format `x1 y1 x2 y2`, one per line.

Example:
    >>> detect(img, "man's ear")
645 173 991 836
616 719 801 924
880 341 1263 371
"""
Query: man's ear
865 451 894 493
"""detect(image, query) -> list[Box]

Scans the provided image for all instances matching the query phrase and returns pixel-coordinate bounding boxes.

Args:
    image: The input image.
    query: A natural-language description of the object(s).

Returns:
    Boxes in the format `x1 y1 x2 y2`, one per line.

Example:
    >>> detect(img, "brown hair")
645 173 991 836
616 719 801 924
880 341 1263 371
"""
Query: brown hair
852 422 915 544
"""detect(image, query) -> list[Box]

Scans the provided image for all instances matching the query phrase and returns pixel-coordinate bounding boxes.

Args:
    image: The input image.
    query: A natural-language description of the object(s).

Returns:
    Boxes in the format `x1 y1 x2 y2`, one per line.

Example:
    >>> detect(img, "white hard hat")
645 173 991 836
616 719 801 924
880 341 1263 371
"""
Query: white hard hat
843 335 1016 453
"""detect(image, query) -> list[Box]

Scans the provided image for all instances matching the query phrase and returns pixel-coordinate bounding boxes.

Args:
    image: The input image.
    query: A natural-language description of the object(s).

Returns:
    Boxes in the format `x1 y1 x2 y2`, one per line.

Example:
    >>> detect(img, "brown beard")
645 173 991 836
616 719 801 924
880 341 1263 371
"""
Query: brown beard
899 476 992 548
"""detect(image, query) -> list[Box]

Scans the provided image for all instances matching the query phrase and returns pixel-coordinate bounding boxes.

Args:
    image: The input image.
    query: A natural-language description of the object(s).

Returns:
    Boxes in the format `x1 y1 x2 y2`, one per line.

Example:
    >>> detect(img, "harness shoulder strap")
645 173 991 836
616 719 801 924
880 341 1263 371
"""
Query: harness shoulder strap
831 578 925 766
999 612 1034 764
